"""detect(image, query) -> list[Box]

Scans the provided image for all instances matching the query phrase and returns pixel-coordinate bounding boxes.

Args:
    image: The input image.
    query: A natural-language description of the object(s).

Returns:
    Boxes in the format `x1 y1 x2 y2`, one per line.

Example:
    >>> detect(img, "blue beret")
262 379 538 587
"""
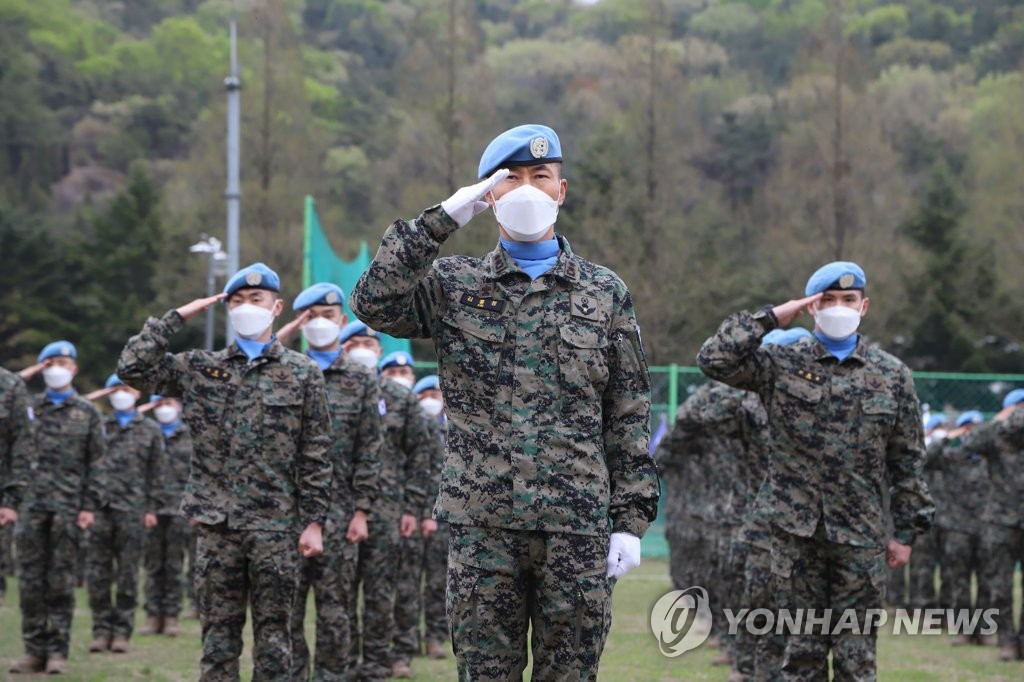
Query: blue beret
293 282 345 311
955 410 984 427
379 351 414 370
478 124 563 179
414 375 440 394
924 414 947 431
223 262 280 297
149 394 163 403
805 262 867 296
1002 388 1024 409
104 373 124 389
762 327 813 347
38 340 77 363
339 321 378 344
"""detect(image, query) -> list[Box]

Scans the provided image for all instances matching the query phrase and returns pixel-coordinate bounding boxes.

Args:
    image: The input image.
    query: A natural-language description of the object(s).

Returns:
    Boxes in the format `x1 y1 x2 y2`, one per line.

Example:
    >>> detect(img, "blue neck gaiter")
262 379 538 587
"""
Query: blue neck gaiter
500 237 560 280
814 331 859 362
46 388 73 406
308 349 341 371
115 410 136 428
236 336 272 361
161 420 180 438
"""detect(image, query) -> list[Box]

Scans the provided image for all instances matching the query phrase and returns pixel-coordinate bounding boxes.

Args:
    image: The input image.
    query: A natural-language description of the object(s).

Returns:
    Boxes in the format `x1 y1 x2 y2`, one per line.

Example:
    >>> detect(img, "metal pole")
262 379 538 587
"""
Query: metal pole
205 254 216 351
224 20 242 343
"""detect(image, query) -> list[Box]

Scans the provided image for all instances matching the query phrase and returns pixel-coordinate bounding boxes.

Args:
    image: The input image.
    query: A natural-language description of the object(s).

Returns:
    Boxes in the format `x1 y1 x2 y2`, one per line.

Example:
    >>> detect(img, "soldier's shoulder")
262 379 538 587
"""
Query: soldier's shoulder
575 256 628 293
434 254 488 279
278 348 322 376
68 393 103 416
0 366 22 390
862 345 912 380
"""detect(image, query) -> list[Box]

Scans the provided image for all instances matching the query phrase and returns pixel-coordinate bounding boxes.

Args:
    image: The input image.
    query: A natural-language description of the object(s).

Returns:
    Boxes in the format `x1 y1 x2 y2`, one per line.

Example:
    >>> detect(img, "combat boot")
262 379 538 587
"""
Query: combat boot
390 661 412 678
425 640 447 659
138 616 162 635
8 654 46 674
88 636 110 653
44 654 68 674
997 643 1018 661
110 636 130 653
163 617 179 637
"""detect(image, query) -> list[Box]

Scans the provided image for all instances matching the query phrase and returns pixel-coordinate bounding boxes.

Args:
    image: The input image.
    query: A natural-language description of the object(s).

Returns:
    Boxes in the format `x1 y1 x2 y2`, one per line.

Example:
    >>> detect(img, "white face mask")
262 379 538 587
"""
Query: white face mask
109 390 137 412
815 304 863 340
42 366 74 390
154 405 180 424
492 184 559 242
419 397 444 417
229 303 275 340
389 375 415 390
303 317 341 349
347 347 380 369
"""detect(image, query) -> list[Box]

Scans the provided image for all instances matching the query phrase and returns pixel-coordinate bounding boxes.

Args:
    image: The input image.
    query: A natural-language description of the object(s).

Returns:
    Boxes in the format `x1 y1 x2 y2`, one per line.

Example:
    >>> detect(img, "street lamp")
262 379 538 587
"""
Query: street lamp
189 235 229 351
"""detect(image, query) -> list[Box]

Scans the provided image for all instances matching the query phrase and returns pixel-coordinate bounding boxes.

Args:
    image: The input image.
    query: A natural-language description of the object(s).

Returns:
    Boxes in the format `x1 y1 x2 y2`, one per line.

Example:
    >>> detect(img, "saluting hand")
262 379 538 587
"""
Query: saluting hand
299 522 324 557
440 168 510 228
994 403 1018 423
770 293 823 328
18 361 48 381
176 293 227 322
276 310 311 347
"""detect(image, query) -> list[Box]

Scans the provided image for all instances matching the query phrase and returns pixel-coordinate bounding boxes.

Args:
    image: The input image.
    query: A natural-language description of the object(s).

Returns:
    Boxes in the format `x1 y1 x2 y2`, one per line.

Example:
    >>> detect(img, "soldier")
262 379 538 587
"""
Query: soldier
85 374 163 654
934 410 992 646
335 330 429 682
412 374 450 660
697 261 934 681
140 395 193 637
0 365 32 608
10 341 105 675
963 389 1024 662
904 414 948 610
117 262 334 681
349 124 660 680
277 281 383 681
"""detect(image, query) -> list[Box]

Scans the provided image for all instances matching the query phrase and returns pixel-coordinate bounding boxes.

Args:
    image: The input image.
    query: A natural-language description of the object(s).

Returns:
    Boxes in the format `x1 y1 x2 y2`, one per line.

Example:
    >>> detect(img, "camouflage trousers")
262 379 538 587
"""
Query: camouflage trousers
87 509 144 639
349 509 400 682
447 525 612 682
291 515 358 681
982 524 1024 648
771 524 886 682
885 564 907 608
16 509 81 658
186 526 197 608
941 529 989 612
666 523 714 592
735 542 784 682
143 514 189 618
907 526 942 609
392 533 425 664
423 521 450 643
0 521 12 597
194 523 299 682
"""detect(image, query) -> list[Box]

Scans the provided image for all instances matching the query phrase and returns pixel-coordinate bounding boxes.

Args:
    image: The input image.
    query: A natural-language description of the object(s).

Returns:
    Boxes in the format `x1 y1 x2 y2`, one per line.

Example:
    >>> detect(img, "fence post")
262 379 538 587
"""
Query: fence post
668 362 679 422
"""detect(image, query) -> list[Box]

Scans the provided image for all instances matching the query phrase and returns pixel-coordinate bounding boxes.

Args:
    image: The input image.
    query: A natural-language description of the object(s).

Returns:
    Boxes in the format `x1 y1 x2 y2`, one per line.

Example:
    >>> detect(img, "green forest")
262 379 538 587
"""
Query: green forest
2 0 1023 387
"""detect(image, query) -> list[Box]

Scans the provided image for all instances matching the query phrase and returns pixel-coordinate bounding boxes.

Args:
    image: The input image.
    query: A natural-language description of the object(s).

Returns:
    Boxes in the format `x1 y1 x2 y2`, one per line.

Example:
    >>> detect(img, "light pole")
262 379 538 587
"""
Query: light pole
190 235 229 351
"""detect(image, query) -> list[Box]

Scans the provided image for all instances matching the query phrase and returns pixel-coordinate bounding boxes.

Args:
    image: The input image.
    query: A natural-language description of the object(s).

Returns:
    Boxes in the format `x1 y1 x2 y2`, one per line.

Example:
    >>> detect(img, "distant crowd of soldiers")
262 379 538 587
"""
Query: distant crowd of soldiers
657 363 1024 681
0 302 451 679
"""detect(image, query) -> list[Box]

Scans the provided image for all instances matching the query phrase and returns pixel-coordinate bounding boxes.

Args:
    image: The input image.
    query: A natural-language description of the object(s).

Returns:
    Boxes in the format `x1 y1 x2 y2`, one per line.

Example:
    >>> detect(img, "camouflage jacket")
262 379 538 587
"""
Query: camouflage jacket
376 377 430 520
963 412 1024 528
736 393 773 550
349 206 659 537
156 422 193 516
422 414 446 519
0 367 32 510
654 396 710 528
697 311 934 547
320 352 382 518
927 437 989 534
100 412 164 514
117 310 334 532
24 390 106 514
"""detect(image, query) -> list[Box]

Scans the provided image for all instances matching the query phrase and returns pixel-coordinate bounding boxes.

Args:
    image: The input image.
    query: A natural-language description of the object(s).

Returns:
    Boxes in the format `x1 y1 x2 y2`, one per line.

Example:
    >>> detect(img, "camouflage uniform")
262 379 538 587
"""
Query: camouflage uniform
420 415 449 647
87 412 163 641
117 310 333 682
18 390 106 660
349 207 659 681
905 440 946 609
349 377 429 681
143 422 193 620
291 354 382 682
963 410 1024 653
698 311 934 681
391 412 446 663
0 368 32 602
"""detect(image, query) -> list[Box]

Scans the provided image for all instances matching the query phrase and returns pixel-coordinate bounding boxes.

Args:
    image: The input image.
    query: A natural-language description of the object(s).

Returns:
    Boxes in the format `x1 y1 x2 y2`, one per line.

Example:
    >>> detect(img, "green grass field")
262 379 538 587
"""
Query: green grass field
0 559 1020 681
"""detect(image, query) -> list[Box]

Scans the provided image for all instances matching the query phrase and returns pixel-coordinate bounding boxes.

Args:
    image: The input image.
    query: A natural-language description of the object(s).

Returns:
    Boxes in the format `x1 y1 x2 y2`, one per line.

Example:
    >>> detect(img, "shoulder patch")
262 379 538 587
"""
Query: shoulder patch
201 366 232 382
794 368 826 385
863 373 887 392
459 292 506 313
570 293 600 321
378 398 388 416
26 406 34 421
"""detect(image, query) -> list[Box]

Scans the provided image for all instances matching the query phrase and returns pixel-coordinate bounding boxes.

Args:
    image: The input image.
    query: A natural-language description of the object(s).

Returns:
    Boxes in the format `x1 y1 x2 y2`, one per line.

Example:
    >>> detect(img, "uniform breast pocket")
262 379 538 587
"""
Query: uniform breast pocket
440 310 507 418
558 321 609 399
261 383 304 447
772 377 823 440
860 393 898 439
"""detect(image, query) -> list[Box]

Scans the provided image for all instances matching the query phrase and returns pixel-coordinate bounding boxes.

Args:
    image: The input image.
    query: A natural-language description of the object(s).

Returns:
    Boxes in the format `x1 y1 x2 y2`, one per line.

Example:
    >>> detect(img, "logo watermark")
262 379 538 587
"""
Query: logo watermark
649 586 713 657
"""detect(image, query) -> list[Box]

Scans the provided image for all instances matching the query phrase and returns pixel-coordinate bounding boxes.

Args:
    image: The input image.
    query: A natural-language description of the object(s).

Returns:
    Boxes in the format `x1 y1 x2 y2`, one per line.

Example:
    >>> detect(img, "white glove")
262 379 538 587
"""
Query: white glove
606 532 642 579
440 168 510 228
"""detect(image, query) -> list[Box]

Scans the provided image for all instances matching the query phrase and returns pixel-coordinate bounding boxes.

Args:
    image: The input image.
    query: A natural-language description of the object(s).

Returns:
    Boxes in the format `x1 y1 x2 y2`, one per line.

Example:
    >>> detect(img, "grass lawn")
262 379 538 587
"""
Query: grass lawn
0 559 1020 680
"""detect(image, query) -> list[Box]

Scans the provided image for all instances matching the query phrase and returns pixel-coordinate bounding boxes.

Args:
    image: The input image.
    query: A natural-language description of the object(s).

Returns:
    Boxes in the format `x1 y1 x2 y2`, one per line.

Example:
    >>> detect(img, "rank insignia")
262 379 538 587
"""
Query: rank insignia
794 368 825 385
460 292 506 313
202 366 232 382
570 293 600 321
